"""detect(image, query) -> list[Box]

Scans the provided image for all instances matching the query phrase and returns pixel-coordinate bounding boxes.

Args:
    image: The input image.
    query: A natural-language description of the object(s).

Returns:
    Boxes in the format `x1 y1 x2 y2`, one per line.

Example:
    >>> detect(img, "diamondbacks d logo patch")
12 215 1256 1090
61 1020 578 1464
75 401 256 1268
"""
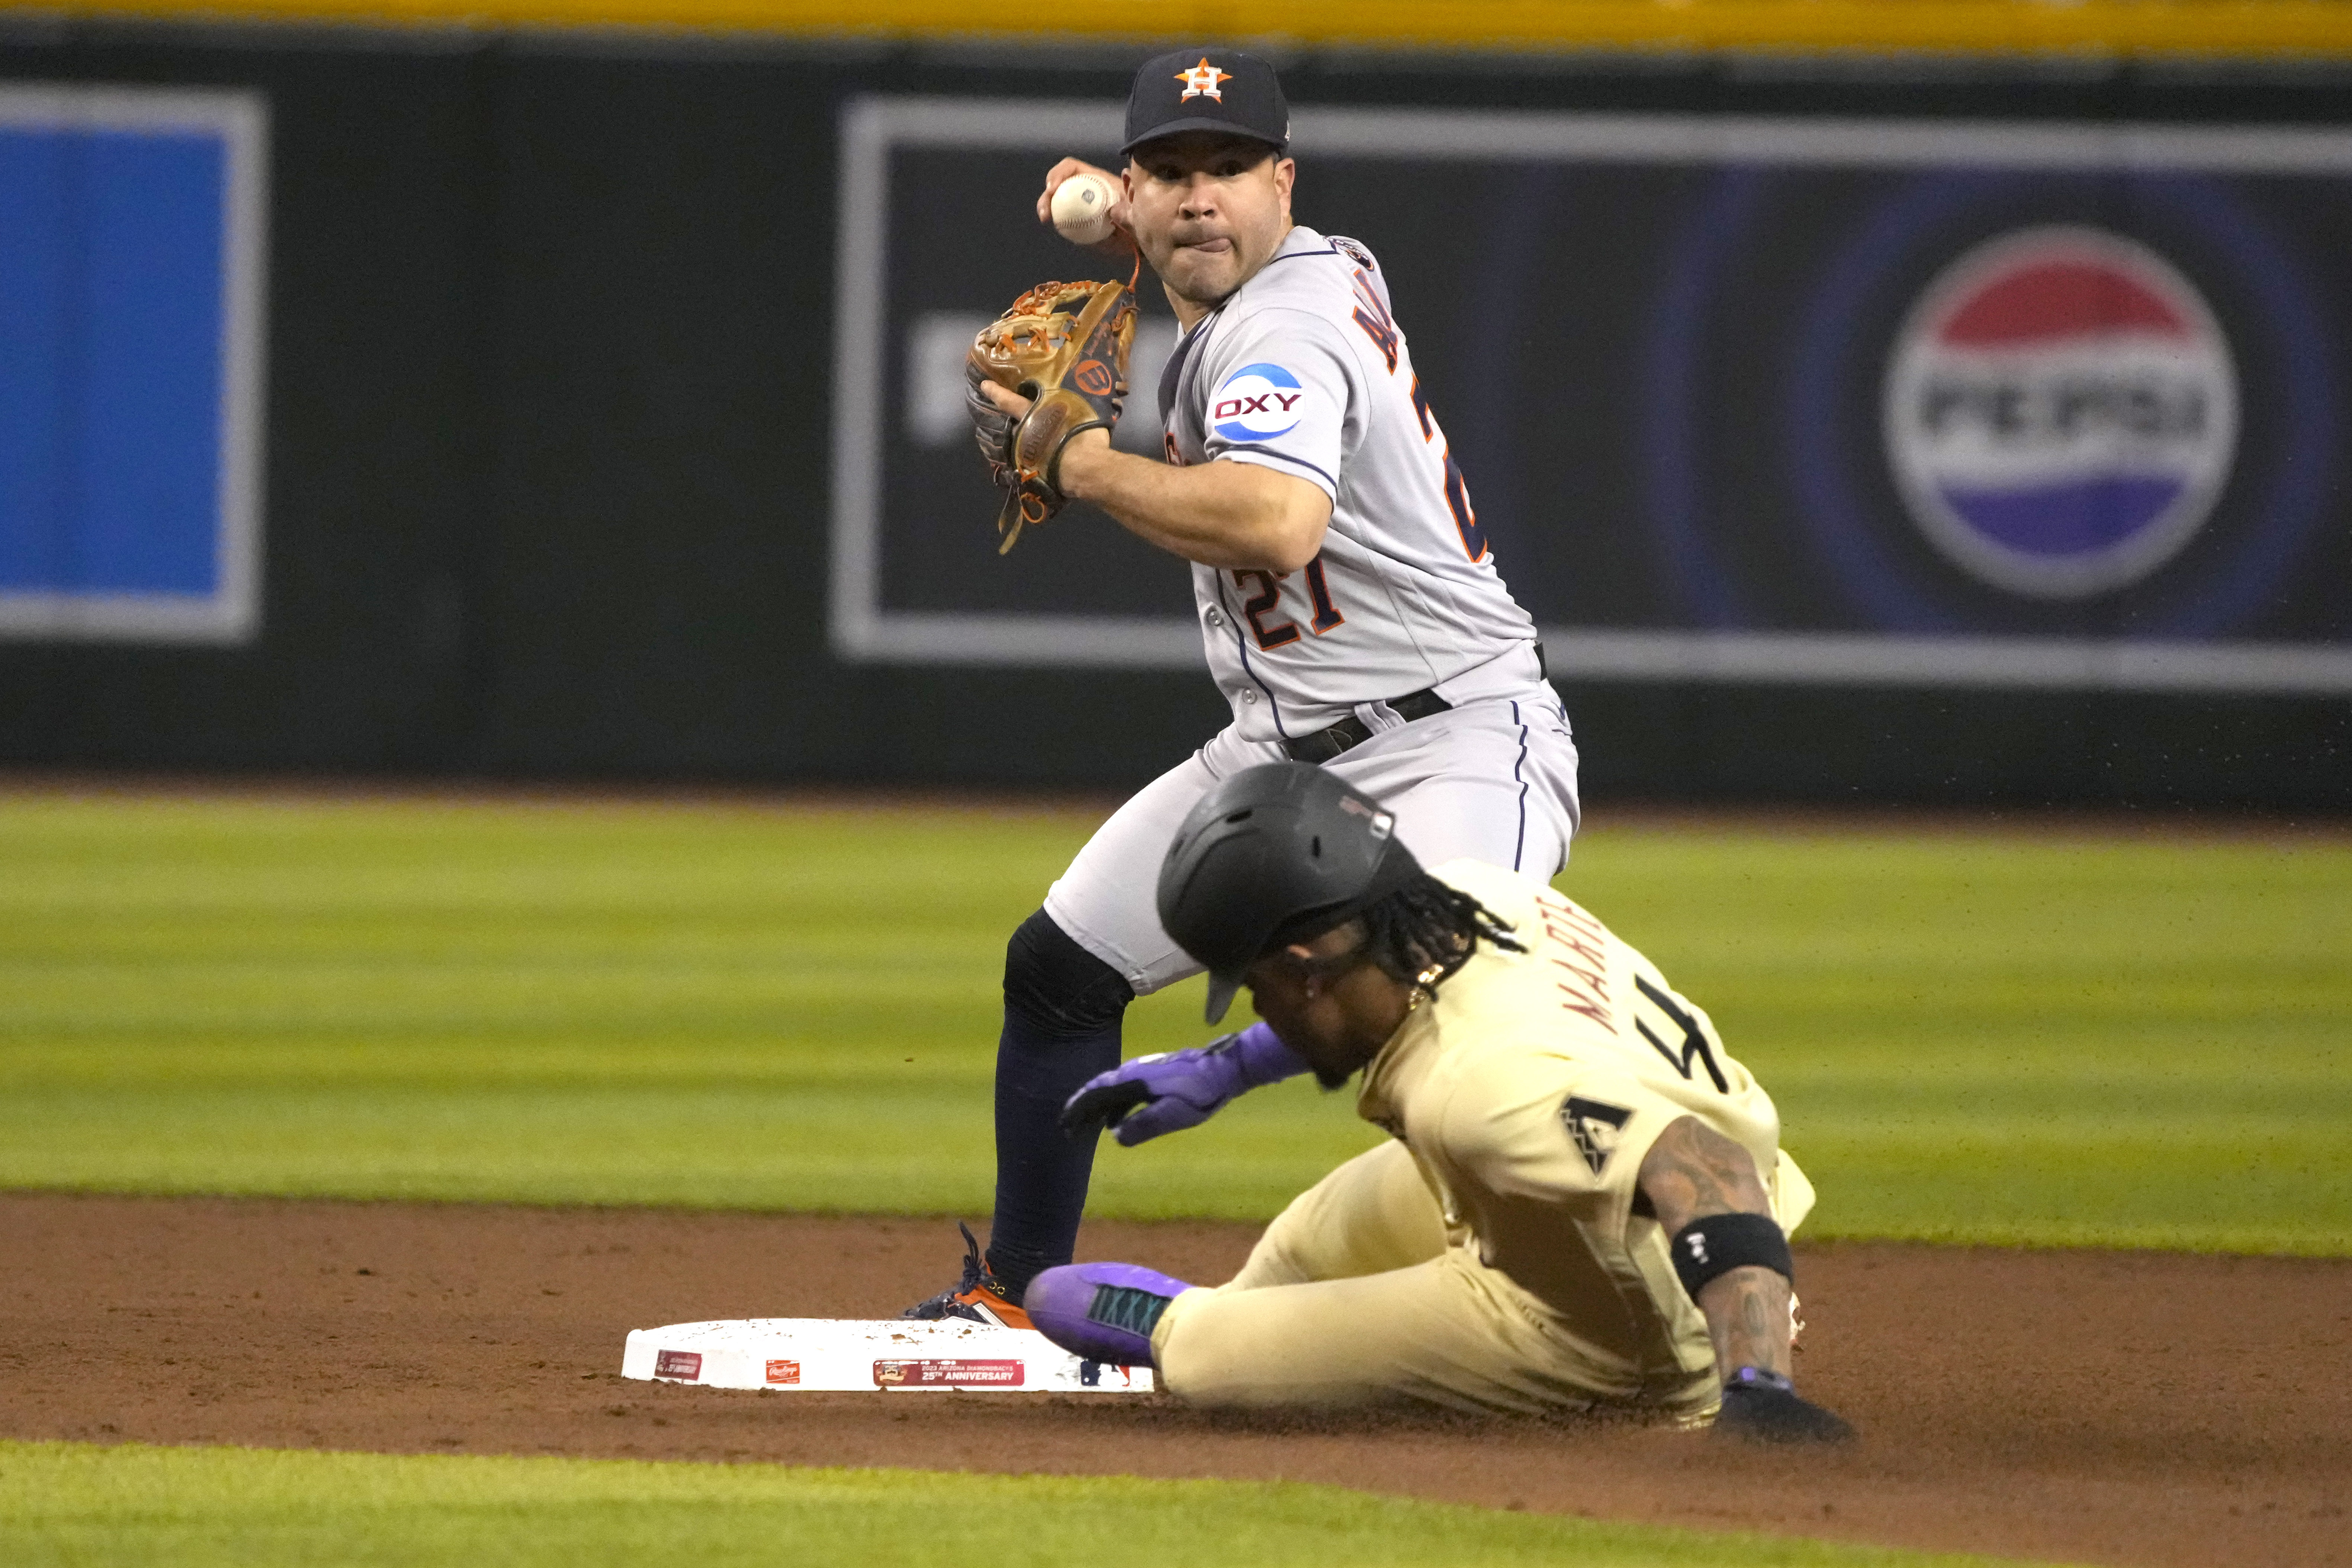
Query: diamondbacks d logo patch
1560 1096 1632 1176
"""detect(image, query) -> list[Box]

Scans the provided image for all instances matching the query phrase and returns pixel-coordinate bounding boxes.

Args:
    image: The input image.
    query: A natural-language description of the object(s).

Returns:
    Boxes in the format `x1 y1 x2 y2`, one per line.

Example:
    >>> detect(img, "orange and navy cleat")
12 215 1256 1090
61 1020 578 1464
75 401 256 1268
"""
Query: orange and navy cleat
901 1222 1033 1331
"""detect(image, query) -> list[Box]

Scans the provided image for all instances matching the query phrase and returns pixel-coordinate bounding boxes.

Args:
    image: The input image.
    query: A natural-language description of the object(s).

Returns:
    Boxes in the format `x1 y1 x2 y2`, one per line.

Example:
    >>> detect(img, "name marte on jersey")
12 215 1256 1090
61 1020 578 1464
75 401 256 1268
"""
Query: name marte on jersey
1534 889 1613 1031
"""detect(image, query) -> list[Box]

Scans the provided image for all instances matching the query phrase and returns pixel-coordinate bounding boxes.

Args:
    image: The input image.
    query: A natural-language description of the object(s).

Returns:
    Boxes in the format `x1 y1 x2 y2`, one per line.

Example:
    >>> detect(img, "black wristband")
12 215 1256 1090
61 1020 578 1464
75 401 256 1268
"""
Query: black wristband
1668 1212 1793 1301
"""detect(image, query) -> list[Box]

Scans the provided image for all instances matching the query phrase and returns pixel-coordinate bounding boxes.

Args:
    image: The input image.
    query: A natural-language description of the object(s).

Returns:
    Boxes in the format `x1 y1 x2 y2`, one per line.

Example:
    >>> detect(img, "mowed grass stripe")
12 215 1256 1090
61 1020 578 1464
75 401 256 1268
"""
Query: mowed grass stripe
0 1441 2054 1568
0 794 2343 1251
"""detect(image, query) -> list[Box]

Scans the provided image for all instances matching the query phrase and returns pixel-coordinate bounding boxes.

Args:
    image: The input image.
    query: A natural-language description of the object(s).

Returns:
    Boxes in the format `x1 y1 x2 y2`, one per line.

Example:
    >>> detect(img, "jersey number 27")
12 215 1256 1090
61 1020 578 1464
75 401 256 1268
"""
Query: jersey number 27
1230 557 1344 651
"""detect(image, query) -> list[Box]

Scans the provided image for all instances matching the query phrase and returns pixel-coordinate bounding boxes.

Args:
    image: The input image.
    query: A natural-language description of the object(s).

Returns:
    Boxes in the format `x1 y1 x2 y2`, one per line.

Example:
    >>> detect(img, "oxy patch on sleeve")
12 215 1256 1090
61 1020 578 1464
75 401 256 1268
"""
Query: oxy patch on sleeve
1211 362 1309 441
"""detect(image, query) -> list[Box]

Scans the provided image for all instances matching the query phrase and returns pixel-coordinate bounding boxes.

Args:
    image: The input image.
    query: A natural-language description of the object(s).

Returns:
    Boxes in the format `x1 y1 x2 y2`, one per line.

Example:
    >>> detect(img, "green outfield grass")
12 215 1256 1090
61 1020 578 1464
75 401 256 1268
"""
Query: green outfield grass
0 1440 2049 1568
0 793 2344 1253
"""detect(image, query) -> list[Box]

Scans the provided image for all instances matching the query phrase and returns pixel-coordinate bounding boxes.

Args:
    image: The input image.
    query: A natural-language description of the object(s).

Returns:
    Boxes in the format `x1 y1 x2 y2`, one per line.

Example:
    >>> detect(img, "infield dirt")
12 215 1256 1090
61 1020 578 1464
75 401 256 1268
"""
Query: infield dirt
1 1193 2343 1568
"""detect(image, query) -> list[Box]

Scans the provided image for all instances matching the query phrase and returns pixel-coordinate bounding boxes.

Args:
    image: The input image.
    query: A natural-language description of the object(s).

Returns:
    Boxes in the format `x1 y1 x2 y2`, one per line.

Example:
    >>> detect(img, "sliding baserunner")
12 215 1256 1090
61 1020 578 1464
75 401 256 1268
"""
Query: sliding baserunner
1031 764 1852 1441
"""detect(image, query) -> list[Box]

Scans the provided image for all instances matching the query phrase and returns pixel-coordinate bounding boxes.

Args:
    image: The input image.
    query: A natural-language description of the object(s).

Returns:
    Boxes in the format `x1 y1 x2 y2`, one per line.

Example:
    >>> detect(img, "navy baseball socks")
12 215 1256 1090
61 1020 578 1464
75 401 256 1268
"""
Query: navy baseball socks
906 910 1130 1316
1024 1261 1195 1367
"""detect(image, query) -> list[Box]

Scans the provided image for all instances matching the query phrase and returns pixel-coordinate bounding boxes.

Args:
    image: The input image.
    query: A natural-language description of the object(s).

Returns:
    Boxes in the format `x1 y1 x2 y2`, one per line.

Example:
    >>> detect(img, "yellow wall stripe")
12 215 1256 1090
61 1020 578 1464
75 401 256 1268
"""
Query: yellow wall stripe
23 0 2352 58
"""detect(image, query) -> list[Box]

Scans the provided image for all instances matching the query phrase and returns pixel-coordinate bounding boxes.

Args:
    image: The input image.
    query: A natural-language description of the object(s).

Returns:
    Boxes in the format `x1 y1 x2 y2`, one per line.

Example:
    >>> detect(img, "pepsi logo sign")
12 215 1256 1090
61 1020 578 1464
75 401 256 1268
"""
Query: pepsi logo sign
1212 362 1306 441
1882 226 2237 598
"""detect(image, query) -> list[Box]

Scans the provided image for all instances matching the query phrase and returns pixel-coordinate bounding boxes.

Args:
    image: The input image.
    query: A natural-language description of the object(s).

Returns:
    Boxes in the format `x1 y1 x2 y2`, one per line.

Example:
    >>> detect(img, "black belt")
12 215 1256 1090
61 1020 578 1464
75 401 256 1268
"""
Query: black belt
1282 688 1453 764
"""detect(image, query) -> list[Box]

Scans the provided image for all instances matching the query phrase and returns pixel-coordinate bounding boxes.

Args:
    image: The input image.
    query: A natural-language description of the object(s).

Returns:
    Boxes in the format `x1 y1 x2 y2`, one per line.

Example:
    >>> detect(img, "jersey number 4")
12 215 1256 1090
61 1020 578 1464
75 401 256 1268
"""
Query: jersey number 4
1231 557 1344 651
1633 976 1731 1094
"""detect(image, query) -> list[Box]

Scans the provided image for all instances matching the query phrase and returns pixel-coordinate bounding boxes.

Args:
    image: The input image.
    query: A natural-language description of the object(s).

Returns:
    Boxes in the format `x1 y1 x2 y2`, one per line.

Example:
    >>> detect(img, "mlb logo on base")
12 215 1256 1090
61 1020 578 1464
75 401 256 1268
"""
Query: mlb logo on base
1882 226 2237 599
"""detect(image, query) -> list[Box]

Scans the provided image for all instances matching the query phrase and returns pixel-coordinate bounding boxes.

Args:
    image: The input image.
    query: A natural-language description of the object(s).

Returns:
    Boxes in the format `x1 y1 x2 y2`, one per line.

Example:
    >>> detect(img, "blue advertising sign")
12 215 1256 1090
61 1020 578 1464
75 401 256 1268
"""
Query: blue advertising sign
832 100 2352 692
0 85 268 642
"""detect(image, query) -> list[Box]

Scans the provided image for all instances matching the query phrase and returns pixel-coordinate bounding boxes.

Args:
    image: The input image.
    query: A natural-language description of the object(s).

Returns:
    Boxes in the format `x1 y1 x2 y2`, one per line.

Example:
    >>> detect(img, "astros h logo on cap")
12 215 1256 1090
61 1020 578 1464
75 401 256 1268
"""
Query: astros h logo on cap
1122 48 1289 157
1176 58 1230 101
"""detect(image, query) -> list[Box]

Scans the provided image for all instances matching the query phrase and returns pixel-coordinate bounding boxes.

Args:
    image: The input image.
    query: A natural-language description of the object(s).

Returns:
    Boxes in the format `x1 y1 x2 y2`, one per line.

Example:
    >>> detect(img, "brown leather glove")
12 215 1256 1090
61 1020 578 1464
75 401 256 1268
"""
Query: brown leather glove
966 277 1137 554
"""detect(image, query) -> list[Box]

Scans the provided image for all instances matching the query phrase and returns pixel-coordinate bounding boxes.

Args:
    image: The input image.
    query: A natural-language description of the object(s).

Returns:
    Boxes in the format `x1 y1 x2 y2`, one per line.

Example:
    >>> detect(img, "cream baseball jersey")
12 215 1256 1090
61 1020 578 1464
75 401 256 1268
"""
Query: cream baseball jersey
1159 227 1542 744
1354 859 1815 1373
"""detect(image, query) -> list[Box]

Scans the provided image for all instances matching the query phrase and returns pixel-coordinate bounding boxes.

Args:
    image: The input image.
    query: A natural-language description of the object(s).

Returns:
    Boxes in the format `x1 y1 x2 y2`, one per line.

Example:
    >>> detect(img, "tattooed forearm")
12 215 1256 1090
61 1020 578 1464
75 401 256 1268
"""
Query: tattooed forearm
1636 1115 1772 1235
1701 1266 1792 1378
1636 1115 1792 1378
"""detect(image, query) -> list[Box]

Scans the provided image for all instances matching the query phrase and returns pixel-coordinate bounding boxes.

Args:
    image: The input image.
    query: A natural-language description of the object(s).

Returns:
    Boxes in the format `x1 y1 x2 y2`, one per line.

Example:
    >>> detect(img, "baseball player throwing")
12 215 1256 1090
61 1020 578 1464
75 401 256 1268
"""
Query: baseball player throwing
1026 763 1852 1442
910 49 1579 1324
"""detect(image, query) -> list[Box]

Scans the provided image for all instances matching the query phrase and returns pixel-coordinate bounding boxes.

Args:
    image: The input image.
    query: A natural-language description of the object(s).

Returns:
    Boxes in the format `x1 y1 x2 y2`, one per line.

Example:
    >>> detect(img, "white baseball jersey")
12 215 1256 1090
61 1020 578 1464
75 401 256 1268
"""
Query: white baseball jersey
1159 226 1542 745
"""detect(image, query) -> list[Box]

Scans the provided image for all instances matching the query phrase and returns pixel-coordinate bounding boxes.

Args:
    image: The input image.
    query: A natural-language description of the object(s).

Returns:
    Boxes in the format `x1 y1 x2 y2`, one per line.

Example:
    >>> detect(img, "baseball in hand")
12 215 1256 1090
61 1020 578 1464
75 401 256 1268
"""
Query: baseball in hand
1050 172 1118 245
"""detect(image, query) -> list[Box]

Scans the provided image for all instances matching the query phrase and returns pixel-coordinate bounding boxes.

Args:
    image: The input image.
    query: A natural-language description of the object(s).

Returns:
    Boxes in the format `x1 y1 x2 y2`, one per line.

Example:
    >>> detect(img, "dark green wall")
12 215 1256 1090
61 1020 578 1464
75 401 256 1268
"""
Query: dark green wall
0 20 2343 807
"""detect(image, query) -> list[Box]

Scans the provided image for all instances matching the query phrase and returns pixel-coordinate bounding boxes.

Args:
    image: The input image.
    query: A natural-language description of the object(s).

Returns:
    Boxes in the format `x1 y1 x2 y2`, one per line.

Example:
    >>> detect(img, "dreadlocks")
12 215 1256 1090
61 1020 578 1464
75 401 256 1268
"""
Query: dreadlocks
1352 871 1526 991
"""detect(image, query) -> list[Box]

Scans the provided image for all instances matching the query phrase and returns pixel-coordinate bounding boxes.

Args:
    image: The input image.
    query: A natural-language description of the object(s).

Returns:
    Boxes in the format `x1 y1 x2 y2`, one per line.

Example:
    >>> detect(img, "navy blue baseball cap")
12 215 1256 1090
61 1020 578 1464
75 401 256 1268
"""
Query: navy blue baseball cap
1121 48 1290 158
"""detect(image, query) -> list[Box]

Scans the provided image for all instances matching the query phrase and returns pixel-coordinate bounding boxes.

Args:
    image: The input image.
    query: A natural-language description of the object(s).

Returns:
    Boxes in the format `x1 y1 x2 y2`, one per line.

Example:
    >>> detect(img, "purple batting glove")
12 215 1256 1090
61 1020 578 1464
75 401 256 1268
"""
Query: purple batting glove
1058 1021 1309 1146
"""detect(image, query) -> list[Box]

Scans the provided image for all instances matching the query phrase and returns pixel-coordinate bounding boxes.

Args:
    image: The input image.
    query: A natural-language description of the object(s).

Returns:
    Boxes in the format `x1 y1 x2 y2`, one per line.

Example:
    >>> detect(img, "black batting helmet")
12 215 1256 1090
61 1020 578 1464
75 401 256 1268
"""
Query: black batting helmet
1157 762 1423 1024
